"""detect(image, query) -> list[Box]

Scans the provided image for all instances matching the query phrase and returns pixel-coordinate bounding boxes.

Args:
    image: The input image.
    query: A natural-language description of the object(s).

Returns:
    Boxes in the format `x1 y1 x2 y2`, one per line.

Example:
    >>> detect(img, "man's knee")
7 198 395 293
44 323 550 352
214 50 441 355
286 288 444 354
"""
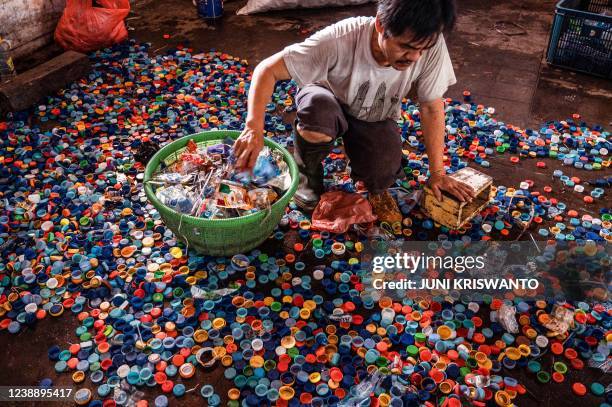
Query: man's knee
307 90 339 111
297 125 333 143
296 85 347 143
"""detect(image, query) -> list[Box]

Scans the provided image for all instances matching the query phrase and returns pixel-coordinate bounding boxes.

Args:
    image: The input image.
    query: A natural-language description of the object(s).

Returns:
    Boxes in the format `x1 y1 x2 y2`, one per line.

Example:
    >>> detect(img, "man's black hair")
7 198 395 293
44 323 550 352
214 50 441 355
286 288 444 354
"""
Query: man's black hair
377 0 457 43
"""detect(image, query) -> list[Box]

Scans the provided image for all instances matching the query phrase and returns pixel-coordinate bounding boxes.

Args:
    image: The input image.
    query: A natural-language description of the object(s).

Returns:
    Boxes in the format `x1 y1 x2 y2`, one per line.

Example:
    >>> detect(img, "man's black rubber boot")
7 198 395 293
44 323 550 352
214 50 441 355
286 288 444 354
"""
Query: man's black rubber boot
292 131 334 212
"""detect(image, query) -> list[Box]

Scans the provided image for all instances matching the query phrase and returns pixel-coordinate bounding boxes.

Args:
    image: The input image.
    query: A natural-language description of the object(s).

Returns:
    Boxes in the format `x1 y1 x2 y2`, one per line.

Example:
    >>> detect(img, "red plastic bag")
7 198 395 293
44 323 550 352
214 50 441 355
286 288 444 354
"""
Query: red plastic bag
55 0 130 53
311 191 377 233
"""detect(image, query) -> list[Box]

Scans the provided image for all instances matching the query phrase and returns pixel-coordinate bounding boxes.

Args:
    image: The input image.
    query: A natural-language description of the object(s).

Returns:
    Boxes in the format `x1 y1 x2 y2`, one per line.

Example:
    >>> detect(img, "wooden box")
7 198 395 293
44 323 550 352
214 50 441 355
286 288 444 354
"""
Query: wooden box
0 51 90 114
420 167 493 229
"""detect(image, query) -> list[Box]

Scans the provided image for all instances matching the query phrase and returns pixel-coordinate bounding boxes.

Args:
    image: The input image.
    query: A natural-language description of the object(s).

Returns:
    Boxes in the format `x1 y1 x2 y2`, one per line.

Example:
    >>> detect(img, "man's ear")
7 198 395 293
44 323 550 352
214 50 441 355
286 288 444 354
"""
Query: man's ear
374 15 384 34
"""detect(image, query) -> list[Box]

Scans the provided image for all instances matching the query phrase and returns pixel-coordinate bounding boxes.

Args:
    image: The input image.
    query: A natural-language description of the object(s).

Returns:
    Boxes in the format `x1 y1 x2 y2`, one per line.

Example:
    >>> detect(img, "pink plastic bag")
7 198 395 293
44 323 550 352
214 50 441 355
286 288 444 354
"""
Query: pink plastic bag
55 0 130 53
311 191 377 233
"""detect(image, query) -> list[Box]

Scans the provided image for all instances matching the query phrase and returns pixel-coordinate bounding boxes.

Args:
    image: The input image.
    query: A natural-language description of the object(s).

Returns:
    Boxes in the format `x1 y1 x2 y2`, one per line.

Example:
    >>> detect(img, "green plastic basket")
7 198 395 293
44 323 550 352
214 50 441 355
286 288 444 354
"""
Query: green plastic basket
144 130 298 256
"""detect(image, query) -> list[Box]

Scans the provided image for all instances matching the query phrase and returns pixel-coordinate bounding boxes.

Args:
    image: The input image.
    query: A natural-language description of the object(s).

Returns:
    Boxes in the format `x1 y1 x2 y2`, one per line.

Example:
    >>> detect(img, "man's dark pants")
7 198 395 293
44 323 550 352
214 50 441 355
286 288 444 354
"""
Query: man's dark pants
293 84 403 196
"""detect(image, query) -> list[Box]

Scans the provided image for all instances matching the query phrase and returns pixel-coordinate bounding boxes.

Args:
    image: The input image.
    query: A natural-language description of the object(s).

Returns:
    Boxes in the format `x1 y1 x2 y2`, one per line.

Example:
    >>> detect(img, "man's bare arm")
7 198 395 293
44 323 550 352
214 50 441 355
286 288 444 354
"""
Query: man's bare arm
420 99 446 175
235 52 292 170
421 98 475 202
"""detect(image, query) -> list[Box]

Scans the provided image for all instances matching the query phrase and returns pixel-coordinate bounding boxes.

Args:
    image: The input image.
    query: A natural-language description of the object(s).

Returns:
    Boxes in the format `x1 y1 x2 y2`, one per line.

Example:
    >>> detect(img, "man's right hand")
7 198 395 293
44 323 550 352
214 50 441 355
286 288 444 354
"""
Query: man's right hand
234 126 264 172
235 52 291 171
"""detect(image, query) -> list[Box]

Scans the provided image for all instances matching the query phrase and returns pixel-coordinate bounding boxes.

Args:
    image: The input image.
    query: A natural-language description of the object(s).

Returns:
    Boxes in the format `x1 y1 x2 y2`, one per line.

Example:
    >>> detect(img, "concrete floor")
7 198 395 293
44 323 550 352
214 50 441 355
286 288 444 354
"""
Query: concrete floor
2 1 611 406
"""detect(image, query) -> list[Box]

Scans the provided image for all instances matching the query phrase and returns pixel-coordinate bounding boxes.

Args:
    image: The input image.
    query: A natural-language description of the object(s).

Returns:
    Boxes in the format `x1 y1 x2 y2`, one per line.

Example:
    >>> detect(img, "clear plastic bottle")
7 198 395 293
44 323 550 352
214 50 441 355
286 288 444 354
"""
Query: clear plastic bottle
338 370 383 407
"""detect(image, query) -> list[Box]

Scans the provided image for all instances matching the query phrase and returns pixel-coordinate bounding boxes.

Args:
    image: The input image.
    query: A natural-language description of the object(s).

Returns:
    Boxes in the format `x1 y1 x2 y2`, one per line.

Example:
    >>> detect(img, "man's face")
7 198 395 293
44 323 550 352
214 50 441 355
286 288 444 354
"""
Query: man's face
374 16 438 71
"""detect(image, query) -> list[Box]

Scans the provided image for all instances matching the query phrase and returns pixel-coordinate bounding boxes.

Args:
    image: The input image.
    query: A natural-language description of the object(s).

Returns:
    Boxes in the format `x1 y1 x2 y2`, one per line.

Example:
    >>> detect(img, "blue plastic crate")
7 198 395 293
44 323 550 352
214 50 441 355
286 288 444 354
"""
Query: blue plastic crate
546 0 612 78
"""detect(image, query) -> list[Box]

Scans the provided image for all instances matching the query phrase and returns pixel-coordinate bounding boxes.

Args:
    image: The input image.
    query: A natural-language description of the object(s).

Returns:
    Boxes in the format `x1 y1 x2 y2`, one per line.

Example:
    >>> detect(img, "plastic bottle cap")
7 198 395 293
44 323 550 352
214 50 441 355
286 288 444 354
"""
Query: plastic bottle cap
74 388 92 405
572 382 587 396
279 386 295 400
590 382 605 396
550 342 563 355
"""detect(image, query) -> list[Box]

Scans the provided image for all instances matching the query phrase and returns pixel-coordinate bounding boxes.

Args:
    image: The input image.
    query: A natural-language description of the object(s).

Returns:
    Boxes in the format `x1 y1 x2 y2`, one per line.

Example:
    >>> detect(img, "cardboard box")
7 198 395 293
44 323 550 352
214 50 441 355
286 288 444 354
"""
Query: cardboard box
421 167 493 229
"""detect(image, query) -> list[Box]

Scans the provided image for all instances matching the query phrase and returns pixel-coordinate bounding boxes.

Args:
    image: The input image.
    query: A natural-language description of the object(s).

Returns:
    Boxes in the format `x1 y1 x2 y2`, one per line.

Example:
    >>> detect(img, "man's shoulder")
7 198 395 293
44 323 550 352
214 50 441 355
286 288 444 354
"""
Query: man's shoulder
325 16 374 38
417 33 451 70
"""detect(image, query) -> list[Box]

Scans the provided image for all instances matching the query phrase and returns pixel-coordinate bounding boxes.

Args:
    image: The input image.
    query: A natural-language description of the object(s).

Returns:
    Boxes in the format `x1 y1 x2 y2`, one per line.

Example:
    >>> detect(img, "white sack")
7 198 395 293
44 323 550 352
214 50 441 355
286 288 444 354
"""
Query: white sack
237 0 373 15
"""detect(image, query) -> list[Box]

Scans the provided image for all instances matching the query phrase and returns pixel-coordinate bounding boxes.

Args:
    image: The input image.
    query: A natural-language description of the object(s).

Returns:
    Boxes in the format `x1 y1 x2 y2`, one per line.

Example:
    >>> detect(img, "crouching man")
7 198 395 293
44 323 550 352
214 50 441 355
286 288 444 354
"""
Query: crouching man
235 0 474 223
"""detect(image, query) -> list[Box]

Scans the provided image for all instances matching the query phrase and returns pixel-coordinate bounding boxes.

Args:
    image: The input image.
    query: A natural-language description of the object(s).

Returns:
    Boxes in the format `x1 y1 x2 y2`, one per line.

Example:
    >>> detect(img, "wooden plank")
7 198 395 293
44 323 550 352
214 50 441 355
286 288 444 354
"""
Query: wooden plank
0 50 90 113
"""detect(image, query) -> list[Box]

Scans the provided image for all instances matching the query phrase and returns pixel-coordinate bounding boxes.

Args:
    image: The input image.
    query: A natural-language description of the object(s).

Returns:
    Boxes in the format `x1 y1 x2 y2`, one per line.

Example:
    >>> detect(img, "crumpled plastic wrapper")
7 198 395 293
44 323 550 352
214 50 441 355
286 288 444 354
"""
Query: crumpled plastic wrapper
498 303 519 334
466 374 491 388
156 185 196 214
247 188 278 209
312 191 377 233
588 357 611 373
543 305 575 336
266 160 292 190
190 286 238 300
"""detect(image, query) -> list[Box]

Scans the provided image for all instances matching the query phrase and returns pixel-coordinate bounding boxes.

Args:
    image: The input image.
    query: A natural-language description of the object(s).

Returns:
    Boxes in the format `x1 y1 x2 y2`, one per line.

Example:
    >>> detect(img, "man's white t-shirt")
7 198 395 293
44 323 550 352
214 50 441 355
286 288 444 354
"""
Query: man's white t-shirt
282 16 456 122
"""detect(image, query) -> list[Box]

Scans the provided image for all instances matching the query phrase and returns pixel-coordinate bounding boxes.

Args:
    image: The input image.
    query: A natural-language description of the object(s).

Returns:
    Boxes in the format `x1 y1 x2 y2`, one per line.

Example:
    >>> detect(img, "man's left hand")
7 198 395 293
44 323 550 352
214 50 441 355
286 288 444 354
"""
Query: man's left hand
428 173 476 202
